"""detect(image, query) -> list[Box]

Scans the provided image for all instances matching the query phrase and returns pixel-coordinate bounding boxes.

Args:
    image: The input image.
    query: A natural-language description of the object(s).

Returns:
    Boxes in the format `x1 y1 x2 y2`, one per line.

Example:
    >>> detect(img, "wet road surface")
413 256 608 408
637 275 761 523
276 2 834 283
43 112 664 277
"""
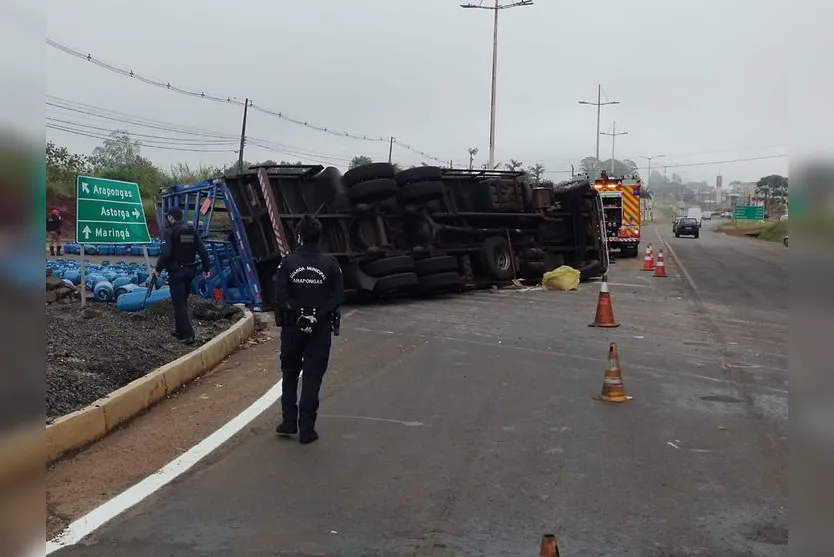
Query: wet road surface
52 224 788 556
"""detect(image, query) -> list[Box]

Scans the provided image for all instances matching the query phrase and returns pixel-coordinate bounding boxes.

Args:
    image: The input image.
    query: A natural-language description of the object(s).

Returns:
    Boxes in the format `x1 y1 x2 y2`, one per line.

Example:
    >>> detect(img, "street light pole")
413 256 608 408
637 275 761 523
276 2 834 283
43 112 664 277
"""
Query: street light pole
579 84 619 175
640 154 665 189
600 121 628 174
462 0 533 170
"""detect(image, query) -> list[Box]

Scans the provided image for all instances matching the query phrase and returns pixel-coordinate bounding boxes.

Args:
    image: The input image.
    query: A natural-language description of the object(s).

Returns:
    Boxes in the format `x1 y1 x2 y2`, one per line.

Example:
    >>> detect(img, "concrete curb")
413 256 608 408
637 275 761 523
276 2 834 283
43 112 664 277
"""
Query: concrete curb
0 310 255 482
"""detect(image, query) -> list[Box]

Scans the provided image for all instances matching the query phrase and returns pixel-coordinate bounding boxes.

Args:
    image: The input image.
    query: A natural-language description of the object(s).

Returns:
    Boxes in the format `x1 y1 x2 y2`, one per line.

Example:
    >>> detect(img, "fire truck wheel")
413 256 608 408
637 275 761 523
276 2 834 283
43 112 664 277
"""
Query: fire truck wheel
343 163 396 188
347 178 398 203
415 255 458 276
395 166 443 187
397 181 445 204
480 236 514 281
419 272 462 292
375 272 419 295
362 255 416 277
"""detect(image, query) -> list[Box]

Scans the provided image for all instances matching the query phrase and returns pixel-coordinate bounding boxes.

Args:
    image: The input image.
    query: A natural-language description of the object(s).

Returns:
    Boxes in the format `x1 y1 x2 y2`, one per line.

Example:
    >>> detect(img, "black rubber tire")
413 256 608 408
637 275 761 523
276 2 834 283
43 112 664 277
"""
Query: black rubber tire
419 272 462 291
415 255 458 276
375 272 419 294
398 181 445 204
694 233 699 239
579 261 603 281
362 255 416 277
343 163 395 188
675 233 680 238
480 236 514 281
347 178 398 203
523 248 545 261
395 166 443 187
522 261 546 278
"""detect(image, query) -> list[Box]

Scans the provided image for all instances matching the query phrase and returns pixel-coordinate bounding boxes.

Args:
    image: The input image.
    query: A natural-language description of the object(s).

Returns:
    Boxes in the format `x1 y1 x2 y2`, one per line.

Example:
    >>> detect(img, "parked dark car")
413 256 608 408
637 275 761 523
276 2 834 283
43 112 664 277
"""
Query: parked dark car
674 217 700 238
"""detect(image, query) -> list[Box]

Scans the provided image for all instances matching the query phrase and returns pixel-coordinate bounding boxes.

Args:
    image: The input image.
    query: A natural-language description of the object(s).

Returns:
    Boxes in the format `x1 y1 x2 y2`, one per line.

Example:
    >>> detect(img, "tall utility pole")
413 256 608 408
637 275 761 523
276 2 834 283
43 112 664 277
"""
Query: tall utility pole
388 137 395 164
468 147 479 170
640 154 665 188
600 121 628 174
461 0 534 170
579 84 619 174
237 98 250 173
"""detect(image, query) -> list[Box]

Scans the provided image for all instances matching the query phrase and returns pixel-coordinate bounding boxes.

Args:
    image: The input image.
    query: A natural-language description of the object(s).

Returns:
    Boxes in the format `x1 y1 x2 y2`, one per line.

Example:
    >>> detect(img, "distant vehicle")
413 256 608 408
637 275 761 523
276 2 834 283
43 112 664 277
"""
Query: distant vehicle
686 207 703 227
675 217 700 238
702 211 712 220
720 211 733 218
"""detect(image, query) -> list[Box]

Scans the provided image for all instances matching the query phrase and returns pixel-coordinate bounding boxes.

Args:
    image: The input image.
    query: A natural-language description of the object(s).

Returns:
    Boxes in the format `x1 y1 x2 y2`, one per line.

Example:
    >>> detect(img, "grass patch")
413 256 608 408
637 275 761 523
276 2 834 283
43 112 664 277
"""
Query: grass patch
757 221 788 242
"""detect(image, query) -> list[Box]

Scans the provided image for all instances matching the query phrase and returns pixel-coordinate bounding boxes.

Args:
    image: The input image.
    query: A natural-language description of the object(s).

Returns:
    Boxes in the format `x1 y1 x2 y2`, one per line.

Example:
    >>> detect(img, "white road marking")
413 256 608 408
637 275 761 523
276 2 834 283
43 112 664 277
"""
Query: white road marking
608 282 650 288
45 380 285 554
656 227 699 296
318 414 424 427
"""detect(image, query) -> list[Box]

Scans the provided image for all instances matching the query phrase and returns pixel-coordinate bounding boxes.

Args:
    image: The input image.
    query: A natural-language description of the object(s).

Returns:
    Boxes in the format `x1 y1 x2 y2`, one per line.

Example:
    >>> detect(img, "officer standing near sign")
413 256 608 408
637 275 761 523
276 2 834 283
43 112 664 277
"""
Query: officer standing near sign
153 207 211 345
274 214 344 444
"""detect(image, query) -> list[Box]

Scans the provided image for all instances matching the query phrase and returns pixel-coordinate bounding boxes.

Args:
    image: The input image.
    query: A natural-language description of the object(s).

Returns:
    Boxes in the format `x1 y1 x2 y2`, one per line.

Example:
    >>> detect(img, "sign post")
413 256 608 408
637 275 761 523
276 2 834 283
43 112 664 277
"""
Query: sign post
76 176 152 306
733 205 765 221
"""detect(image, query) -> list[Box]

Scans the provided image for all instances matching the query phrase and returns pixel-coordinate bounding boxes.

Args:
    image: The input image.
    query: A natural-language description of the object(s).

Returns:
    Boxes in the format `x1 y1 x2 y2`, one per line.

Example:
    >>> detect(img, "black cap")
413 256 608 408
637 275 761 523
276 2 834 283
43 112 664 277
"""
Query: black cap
166 207 183 221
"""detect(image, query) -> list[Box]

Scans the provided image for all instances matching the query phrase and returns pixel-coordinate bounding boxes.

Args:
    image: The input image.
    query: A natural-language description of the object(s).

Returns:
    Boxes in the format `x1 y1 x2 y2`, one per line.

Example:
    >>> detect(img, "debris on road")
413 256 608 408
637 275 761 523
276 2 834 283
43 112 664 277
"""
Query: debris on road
542 265 580 291
46 298 243 420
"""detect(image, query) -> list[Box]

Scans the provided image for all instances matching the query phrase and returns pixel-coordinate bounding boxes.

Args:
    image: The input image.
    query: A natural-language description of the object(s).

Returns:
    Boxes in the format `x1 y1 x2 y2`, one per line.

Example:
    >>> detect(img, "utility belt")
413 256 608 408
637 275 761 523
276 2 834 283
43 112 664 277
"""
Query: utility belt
169 261 198 273
274 306 341 336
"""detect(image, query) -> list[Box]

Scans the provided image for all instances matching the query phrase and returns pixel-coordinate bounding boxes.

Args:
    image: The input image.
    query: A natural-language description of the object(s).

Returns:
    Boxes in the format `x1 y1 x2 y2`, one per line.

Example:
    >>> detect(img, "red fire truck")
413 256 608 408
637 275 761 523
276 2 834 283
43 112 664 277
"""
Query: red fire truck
593 173 643 257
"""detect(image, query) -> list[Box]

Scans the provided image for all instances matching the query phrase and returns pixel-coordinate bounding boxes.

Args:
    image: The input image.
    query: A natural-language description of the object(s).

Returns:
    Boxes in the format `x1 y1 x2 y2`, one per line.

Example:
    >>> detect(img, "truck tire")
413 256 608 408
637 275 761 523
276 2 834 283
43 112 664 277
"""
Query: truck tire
480 236 514 281
395 166 443 187
419 272 462 291
343 163 395 188
523 248 544 261
347 178 398 203
375 272 419 295
362 255 416 277
415 255 458 276
522 261 545 278
398 181 445 204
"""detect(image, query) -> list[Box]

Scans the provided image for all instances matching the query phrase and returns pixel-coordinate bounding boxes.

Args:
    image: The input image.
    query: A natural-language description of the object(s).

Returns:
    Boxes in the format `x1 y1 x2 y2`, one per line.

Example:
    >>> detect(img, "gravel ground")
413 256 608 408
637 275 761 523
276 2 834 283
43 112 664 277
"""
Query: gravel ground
46 298 243 420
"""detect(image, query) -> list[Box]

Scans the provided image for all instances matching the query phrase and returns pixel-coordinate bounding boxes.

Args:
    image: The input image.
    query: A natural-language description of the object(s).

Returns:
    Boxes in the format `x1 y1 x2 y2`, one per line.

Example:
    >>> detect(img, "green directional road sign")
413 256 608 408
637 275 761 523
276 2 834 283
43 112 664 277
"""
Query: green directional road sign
733 204 765 221
75 176 151 244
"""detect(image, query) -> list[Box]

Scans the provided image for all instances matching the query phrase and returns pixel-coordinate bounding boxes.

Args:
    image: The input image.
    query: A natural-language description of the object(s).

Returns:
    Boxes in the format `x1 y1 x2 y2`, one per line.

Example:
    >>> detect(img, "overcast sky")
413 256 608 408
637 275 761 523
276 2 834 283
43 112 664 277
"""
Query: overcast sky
41 0 794 184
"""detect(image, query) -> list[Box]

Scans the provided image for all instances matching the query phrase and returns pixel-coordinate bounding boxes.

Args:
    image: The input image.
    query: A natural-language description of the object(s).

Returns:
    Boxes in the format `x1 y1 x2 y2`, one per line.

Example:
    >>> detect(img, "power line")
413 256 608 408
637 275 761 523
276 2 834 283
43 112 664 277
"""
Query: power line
542 153 788 175
46 36 450 164
46 95 371 164
46 123 237 153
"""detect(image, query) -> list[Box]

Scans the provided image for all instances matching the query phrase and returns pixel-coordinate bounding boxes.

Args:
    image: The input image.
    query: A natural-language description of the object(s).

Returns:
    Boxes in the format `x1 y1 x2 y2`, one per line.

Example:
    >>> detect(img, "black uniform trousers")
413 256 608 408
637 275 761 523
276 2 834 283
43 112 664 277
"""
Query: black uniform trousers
168 267 197 339
279 321 333 432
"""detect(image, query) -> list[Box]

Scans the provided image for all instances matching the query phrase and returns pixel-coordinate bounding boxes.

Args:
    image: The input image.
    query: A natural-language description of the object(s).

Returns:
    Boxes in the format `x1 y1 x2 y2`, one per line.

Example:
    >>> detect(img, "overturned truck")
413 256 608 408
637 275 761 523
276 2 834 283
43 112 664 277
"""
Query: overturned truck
221 162 608 306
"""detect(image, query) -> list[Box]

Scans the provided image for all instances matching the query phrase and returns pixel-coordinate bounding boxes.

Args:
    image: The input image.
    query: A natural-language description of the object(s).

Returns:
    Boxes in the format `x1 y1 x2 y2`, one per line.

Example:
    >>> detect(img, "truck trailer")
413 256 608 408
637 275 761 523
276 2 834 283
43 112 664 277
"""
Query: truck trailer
156 163 611 309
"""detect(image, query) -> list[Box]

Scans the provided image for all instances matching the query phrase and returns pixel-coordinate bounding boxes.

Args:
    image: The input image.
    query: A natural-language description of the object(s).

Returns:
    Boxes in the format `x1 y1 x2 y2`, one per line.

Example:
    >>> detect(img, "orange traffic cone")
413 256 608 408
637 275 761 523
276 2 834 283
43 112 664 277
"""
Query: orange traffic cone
588 275 619 328
595 343 632 402
653 248 668 277
539 534 561 557
641 243 655 271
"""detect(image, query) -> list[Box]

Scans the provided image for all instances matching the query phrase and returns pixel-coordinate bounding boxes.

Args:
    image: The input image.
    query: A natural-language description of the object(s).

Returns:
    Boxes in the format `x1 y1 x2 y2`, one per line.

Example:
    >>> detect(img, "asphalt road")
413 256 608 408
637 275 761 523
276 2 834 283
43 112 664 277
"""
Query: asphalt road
53 225 788 557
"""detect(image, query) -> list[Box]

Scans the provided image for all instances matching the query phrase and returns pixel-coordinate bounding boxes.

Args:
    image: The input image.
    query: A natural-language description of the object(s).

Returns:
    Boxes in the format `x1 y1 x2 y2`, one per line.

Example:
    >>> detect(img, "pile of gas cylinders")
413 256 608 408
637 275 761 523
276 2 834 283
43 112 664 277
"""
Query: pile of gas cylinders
46 259 171 312
61 238 163 257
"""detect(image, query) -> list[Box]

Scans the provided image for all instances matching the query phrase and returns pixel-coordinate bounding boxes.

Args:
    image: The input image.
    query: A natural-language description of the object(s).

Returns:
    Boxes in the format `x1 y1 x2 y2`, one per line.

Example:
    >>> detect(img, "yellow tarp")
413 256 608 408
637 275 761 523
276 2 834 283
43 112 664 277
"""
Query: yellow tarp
541 265 580 291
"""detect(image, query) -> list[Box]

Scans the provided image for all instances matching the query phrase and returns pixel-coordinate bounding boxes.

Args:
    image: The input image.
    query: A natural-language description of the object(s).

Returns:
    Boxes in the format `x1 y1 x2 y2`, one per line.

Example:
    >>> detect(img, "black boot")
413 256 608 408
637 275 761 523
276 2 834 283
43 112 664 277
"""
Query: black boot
299 430 318 444
49 246 55 256
57 246 62 256
276 422 298 435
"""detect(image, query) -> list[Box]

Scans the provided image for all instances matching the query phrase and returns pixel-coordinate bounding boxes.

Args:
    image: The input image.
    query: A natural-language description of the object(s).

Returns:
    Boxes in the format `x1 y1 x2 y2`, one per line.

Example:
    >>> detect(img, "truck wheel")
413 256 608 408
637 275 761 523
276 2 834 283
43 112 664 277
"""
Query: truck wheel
362 255 416 277
397 181 445 204
395 166 443 187
347 178 398 203
419 272 462 292
343 163 395 188
523 248 545 261
415 255 458 276
480 236 514 281
522 261 545 278
374 272 419 295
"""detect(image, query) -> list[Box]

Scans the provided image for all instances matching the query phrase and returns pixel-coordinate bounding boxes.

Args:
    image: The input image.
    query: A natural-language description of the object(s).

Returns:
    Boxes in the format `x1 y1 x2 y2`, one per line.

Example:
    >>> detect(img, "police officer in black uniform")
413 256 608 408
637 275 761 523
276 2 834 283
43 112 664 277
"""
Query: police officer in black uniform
153 207 211 345
274 214 344 444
